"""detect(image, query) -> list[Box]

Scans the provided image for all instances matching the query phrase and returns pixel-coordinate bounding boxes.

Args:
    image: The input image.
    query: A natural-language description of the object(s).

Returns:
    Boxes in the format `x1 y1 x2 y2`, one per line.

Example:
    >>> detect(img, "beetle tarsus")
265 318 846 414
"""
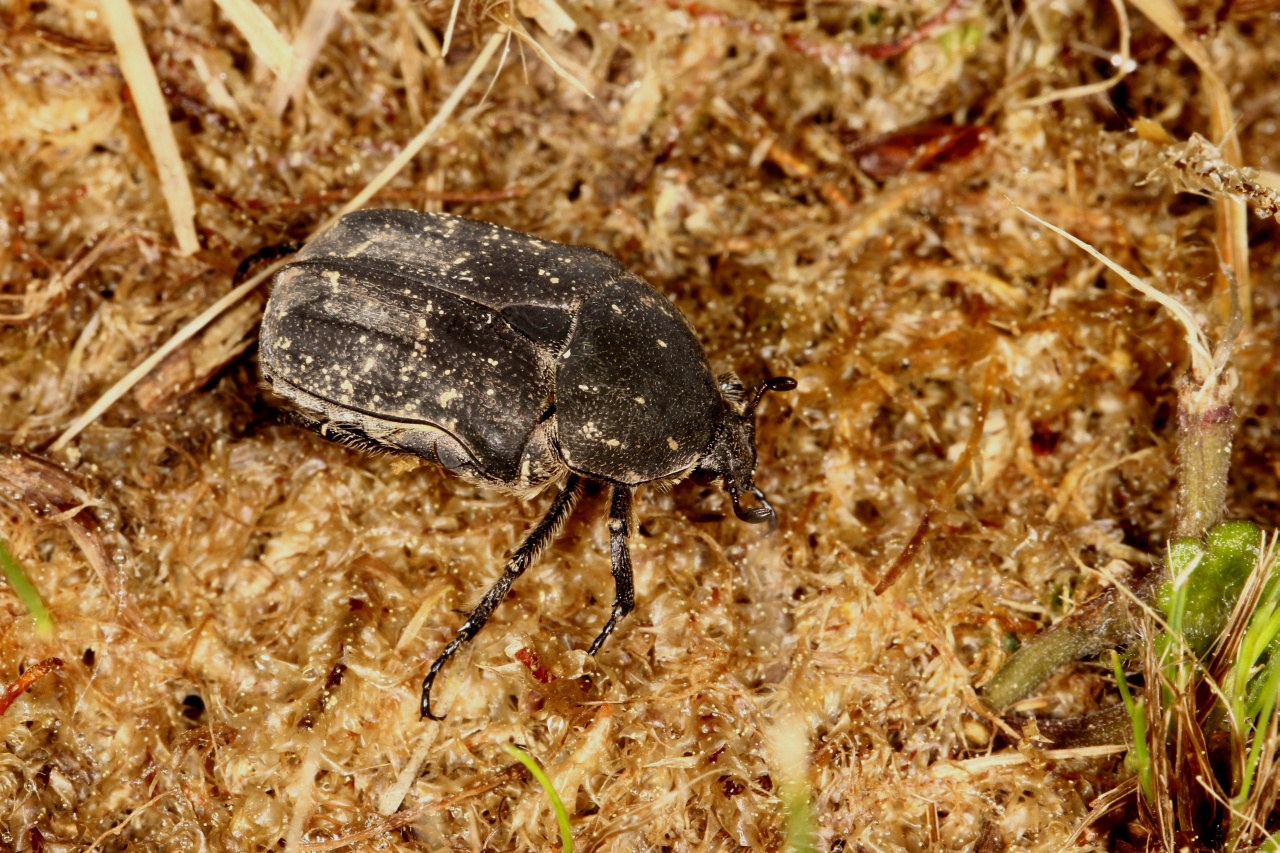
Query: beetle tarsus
588 486 636 656
420 476 584 720
730 482 778 532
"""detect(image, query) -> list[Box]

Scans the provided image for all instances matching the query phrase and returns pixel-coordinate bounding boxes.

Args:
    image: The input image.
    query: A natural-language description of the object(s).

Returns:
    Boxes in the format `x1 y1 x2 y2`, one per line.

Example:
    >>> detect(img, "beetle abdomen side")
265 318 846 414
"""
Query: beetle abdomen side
556 274 721 484
262 261 552 484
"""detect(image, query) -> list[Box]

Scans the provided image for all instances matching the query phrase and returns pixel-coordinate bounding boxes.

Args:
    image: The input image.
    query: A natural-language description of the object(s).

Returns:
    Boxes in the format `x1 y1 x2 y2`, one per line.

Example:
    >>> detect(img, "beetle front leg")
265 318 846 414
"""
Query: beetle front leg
588 486 635 656
421 475 584 720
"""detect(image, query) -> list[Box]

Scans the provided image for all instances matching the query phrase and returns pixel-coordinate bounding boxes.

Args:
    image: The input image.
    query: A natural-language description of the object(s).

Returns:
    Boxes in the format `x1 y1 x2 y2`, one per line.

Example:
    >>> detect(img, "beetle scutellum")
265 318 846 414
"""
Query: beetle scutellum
259 209 795 719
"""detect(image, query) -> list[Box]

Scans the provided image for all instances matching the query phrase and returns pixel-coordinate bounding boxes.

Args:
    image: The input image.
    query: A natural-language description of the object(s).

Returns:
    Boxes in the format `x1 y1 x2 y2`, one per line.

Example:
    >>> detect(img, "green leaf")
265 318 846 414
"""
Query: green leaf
1159 522 1262 656
503 743 573 853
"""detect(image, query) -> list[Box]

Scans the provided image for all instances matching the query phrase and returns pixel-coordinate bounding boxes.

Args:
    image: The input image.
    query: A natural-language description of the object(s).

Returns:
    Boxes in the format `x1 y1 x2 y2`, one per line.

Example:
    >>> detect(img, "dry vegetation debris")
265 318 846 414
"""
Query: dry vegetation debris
1 0 1279 850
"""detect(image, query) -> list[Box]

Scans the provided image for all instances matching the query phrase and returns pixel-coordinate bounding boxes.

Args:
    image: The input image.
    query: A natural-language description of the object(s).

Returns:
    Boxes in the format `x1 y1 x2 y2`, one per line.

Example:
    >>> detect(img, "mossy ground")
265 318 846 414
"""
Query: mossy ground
1 0 1279 850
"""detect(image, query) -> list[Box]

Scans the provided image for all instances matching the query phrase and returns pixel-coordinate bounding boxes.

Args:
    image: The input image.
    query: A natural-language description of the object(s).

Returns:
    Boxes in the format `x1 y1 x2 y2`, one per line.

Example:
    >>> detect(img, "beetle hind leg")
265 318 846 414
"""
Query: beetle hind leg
421 475 584 720
588 486 636 656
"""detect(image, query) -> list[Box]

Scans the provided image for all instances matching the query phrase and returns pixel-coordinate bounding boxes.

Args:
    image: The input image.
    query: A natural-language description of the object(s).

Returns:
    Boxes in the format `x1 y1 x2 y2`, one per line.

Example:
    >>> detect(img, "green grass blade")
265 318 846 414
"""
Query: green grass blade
504 743 572 853
1112 651 1153 803
0 539 53 640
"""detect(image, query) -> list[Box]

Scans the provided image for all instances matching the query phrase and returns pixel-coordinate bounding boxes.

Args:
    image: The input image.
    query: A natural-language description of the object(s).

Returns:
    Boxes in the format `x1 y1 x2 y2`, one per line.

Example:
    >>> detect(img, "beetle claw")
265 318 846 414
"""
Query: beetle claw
420 663 447 720
730 484 779 534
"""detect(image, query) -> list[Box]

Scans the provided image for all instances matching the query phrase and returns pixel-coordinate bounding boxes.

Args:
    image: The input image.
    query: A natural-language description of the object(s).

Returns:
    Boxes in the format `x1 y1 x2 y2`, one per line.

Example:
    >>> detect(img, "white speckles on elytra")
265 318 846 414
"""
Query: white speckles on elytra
657 340 667 348
438 389 460 406
667 437 679 450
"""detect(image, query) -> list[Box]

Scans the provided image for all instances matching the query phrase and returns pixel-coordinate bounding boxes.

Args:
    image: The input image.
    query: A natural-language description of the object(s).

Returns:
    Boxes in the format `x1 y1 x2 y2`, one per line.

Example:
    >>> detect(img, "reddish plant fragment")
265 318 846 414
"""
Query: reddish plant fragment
515 647 556 683
0 657 64 715
0 448 155 638
847 123 989 180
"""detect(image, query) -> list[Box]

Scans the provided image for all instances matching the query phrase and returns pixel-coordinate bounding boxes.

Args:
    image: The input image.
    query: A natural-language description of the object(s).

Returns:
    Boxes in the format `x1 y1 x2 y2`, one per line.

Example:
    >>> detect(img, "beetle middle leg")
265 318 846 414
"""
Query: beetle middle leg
421 475 584 720
588 486 635 656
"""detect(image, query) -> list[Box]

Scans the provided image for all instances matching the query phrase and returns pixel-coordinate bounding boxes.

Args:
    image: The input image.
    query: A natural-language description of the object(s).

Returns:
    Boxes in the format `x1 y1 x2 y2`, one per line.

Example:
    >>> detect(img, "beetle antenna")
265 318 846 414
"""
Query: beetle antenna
748 376 798 415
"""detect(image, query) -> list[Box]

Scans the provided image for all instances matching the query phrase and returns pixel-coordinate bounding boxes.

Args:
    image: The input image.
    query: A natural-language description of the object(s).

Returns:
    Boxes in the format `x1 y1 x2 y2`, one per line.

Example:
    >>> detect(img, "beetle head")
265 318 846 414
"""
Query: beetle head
697 374 797 533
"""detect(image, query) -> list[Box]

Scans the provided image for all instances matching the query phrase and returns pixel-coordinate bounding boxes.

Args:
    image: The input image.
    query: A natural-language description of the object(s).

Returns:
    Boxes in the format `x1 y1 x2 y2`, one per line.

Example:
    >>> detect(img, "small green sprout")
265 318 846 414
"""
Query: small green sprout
1112 651 1152 804
781 776 817 853
503 743 572 853
0 538 54 640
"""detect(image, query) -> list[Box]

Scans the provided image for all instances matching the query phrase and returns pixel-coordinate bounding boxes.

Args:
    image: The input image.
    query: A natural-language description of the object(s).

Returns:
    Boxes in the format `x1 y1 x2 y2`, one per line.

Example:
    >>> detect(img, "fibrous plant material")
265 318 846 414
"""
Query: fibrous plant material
3 0 1280 850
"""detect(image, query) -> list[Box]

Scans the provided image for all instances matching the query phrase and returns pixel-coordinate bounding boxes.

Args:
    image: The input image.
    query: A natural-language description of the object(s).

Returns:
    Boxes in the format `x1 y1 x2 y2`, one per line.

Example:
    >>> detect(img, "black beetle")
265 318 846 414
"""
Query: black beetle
259 209 794 719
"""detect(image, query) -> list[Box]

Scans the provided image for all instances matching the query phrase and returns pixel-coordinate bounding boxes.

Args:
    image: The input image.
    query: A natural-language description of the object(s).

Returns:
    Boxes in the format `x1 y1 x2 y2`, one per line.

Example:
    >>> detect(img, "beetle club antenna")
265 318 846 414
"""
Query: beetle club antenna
748 376 798 415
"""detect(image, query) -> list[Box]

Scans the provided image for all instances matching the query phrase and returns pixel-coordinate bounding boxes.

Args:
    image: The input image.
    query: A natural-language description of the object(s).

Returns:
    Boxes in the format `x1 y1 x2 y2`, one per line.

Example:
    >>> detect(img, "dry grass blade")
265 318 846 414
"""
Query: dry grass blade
267 0 350 118
47 261 283 453
1143 623 1176 848
47 30 506 453
318 30 507 228
493 7 592 99
1128 0 1250 322
210 0 296 78
97 0 199 255
1062 777 1140 847
1011 202 1215 385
